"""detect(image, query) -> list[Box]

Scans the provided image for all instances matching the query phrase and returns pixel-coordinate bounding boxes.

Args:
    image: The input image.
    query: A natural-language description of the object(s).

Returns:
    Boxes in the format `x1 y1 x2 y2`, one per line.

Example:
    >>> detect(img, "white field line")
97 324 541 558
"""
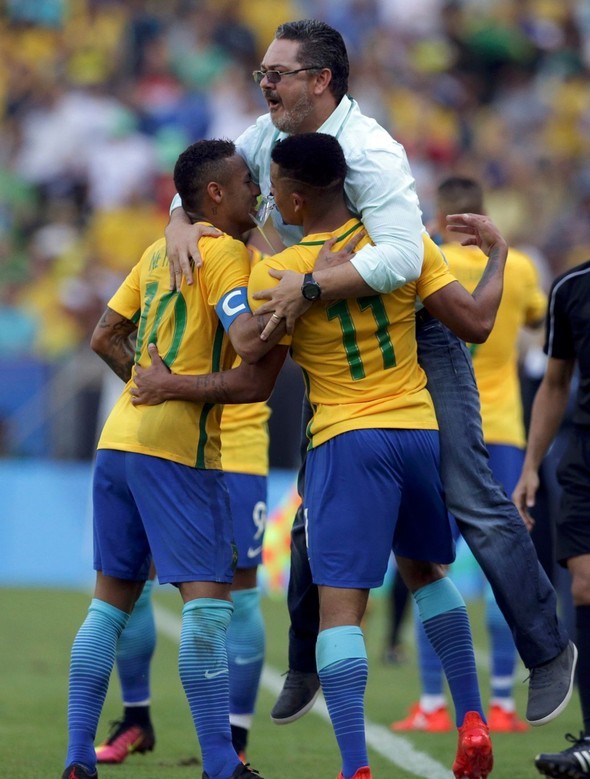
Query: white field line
153 603 455 779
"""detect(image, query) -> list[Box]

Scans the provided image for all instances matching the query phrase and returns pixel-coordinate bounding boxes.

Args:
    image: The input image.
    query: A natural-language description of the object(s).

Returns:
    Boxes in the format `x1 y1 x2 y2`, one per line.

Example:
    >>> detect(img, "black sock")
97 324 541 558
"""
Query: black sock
123 705 151 727
231 724 248 754
389 571 410 645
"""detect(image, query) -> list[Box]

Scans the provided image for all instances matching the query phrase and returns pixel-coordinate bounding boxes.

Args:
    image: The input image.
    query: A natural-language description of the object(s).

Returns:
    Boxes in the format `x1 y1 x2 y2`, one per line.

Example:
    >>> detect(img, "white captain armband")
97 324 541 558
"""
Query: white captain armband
216 287 251 331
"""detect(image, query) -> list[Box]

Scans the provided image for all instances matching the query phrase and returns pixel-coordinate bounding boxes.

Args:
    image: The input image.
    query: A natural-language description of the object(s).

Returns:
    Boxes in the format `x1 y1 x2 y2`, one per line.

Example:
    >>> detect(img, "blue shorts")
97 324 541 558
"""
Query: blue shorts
487 443 524 497
93 450 236 585
225 472 267 568
304 428 455 589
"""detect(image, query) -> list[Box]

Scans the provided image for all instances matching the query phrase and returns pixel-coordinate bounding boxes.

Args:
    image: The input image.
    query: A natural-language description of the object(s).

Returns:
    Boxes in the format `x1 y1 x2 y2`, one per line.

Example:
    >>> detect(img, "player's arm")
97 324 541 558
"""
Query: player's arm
165 200 222 289
421 213 508 342
213 287 287 364
90 307 137 382
130 342 288 406
512 356 575 526
227 310 287 364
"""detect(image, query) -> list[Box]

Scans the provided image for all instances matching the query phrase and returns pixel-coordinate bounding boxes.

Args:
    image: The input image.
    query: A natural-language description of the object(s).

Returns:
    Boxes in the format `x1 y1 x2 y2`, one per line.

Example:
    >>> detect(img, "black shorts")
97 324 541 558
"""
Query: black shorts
555 427 590 566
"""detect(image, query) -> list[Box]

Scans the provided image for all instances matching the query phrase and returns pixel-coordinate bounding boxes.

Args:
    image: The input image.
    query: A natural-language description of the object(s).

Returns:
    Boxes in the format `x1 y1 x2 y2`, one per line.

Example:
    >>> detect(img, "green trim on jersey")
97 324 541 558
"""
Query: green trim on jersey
298 222 363 247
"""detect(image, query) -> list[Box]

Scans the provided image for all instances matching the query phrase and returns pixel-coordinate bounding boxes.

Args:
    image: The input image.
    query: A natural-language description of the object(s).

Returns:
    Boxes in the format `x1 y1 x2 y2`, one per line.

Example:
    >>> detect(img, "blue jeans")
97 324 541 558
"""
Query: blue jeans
415 315 568 667
287 316 569 672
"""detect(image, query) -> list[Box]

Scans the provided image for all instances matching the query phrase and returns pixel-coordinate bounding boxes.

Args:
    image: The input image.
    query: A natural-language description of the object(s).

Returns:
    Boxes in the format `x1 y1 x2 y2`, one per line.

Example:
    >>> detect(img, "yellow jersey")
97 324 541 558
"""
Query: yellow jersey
443 242 547 447
248 221 454 448
98 229 251 469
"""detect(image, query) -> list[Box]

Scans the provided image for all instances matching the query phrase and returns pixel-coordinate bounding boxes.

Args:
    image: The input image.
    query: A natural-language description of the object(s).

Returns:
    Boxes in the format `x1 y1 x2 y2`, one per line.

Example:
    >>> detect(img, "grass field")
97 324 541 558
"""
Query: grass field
0 586 579 778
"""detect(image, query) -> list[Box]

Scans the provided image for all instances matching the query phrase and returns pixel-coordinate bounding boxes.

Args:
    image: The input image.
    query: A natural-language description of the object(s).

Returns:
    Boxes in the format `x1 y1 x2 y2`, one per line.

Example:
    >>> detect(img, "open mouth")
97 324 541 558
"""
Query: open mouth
264 91 281 110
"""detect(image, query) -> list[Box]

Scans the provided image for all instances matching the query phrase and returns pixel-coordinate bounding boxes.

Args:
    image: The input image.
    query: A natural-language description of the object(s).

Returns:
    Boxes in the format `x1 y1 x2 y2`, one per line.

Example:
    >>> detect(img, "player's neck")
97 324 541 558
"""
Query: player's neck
302 203 353 237
191 213 244 240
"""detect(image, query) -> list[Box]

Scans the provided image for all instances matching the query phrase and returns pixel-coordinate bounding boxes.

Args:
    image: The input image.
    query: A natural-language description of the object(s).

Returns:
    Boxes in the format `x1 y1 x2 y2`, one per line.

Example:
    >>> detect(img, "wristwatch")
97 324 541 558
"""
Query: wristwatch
301 272 322 302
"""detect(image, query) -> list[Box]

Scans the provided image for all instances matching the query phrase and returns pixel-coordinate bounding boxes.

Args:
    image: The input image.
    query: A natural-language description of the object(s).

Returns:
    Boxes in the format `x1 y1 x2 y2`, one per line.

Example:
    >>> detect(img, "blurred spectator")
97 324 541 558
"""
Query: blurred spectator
1 0 590 458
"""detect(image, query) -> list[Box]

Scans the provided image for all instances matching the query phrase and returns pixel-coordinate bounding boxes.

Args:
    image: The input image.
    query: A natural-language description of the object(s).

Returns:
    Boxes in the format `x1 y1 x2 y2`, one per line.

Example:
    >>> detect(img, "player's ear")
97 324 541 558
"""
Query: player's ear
207 181 223 204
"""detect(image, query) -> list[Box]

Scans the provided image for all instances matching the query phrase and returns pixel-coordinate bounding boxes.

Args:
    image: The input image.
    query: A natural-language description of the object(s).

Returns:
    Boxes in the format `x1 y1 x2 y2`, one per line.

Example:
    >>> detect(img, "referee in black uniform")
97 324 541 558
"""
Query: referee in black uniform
513 259 590 778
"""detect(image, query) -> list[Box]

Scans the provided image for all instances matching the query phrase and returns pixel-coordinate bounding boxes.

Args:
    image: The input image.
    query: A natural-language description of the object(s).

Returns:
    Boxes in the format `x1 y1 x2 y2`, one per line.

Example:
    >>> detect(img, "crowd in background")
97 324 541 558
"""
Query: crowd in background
1 0 590 457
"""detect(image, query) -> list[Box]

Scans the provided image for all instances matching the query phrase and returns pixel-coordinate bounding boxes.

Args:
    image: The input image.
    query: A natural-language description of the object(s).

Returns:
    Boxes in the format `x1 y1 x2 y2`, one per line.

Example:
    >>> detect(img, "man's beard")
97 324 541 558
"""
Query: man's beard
270 91 315 134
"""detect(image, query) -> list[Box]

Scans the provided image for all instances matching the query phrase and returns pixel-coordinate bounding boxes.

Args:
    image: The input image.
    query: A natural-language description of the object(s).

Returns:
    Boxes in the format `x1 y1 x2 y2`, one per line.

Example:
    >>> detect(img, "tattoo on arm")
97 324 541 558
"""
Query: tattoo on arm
473 244 504 296
95 310 137 382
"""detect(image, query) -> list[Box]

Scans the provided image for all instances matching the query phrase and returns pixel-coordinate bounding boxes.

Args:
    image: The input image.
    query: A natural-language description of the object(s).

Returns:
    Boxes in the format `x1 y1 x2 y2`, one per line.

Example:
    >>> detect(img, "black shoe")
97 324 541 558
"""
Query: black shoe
270 669 320 725
535 732 590 778
527 641 578 726
62 764 98 779
203 763 263 778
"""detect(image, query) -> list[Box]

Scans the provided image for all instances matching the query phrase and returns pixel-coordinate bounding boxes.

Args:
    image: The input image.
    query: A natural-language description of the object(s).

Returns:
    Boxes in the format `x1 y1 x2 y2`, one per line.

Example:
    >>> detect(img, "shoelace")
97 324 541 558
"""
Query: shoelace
527 662 555 688
564 731 590 748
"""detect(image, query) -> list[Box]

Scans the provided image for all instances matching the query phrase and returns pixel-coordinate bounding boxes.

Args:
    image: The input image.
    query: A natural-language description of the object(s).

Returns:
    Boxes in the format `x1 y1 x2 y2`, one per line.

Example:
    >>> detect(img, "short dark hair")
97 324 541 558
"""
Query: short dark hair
437 176 485 215
271 133 347 190
173 139 236 214
275 20 349 102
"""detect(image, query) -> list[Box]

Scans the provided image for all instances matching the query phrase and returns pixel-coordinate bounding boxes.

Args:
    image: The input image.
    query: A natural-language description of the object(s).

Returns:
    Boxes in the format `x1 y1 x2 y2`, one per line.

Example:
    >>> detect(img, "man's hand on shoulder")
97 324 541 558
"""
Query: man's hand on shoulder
253 268 311 338
165 212 222 290
314 231 366 271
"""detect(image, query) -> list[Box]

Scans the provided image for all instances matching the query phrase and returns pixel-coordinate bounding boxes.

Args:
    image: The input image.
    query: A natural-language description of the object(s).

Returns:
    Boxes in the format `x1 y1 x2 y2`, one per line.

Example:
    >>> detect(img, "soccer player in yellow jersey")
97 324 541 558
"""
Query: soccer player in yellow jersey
60 139 286 779
136 132 511 779
393 176 548 736
93 254 272 768
250 133 490 779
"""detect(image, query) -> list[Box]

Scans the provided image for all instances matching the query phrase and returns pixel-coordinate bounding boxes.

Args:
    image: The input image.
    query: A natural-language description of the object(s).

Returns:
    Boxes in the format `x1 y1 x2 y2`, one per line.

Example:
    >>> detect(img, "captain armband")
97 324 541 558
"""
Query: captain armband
216 287 251 331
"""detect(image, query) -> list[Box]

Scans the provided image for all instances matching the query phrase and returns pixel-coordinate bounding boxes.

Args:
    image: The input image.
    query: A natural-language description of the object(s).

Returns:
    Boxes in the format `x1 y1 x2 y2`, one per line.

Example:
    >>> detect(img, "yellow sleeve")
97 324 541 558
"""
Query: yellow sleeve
521 255 547 325
107 239 164 321
247 258 282 313
199 232 251 305
417 235 457 301
247 254 295 347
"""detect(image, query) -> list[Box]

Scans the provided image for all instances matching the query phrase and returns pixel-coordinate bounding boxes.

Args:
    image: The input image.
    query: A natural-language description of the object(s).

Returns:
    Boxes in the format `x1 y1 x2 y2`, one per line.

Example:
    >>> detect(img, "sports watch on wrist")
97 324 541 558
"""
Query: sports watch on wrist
301 272 322 302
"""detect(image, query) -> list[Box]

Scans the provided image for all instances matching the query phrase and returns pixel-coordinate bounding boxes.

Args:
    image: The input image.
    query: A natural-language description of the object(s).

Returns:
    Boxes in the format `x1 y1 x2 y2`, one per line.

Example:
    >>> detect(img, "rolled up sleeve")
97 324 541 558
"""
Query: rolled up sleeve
346 145 424 293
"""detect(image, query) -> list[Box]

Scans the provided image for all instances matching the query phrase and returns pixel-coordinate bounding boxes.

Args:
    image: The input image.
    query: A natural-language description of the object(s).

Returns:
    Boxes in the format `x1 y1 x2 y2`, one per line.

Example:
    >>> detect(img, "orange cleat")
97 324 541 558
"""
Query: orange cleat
453 711 493 779
391 702 453 732
336 768 372 779
487 704 529 733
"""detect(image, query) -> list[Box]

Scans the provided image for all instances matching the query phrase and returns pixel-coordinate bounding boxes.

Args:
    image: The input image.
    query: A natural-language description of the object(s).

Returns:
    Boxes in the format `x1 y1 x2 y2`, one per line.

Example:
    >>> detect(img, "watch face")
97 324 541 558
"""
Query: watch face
302 282 321 301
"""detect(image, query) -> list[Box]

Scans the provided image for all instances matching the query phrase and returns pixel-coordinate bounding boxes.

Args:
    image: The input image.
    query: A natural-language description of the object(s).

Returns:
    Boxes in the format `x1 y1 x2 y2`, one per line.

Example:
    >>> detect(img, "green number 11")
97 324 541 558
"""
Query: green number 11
327 295 396 380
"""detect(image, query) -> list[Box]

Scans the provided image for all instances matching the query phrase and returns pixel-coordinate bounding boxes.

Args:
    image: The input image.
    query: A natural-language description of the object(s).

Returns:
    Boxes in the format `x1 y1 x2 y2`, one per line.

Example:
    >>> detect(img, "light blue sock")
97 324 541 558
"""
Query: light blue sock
228 587 265 720
414 606 444 696
66 598 129 770
179 598 238 779
316 625 368 779
414 579 484 726
485 584 516 703
117 579 156 705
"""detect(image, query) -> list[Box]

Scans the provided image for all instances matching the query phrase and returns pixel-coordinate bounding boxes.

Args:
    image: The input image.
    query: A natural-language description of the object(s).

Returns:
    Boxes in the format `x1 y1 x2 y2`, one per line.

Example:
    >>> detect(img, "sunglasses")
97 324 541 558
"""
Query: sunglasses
252 67 321 86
